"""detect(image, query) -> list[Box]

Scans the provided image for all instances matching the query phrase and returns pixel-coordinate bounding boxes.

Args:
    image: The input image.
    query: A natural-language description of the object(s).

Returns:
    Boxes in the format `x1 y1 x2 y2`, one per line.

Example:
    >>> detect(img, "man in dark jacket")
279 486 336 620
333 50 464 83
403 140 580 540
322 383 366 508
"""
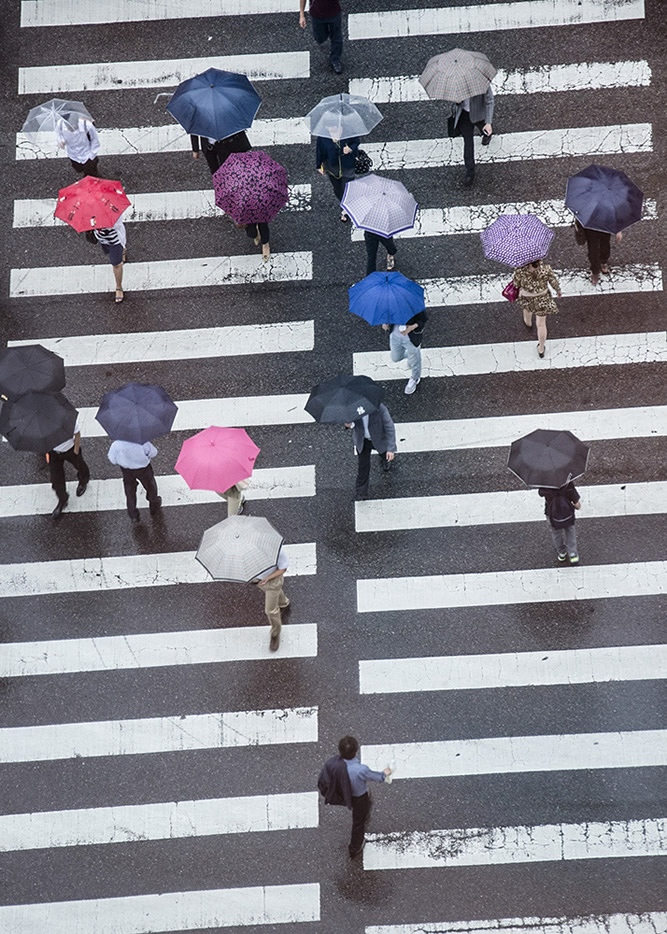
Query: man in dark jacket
191 130 251 175
451 86 494 187
345 402 397 499
316 134 360 215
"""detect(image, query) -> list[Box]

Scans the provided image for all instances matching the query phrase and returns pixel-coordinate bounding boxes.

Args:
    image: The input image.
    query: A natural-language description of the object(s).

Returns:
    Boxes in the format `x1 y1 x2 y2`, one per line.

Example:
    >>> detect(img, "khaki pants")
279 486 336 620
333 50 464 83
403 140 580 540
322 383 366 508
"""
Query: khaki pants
257 576 289 636
219 485 243 517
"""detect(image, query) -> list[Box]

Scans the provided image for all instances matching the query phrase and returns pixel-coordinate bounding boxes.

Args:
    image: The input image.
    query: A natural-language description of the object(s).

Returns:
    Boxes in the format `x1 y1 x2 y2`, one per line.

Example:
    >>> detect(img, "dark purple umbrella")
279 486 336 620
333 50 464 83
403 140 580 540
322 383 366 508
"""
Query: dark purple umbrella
0 391 77 453
212 150 288 225
0 344 65 400
565 164 643 234
481 214 554 268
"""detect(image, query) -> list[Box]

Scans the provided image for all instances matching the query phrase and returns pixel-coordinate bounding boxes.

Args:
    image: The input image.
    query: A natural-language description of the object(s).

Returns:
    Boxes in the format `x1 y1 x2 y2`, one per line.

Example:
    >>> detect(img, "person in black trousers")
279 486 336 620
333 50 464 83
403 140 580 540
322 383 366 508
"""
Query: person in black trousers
107 439 162 523
245 222 271 262
48 421 90 519
575 221 623 285
191 130 251 175
338 736 391 859
316 134 359 220
364 230 397 274
345 403 397 499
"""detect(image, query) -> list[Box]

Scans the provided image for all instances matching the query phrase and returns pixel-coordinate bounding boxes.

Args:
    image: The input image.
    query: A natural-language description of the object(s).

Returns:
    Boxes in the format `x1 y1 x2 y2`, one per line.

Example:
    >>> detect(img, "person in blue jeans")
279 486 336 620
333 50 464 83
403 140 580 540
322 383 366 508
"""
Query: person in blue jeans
382 316 423 395
299 0 344 74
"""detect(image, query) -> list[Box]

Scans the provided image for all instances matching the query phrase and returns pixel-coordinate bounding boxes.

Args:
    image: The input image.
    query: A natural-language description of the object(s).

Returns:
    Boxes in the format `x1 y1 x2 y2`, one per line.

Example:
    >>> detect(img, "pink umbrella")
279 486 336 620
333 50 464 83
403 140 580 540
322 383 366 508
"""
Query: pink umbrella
175 427 260 492
212 150 288 224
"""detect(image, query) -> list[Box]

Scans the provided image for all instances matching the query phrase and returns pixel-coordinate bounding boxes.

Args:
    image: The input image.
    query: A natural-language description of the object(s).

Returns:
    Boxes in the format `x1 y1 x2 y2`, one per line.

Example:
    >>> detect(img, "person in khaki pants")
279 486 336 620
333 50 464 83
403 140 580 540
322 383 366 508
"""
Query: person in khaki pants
253 547 290 651
218 479 249 517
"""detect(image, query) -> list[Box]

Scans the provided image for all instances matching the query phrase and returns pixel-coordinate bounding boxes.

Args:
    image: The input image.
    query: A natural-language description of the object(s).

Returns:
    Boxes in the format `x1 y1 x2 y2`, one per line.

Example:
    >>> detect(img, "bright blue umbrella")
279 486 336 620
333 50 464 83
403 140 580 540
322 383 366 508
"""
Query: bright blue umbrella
565 164 643 234
348 272 425 326
166 68 261 140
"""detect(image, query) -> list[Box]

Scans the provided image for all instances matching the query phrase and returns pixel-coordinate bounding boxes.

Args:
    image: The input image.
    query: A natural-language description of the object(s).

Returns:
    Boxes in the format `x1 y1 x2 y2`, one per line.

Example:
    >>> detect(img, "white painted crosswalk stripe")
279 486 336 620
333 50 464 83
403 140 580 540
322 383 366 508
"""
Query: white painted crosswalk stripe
0 705 318 764
366 911 667 934
350 60 652 103
359 644 667 695
363 817 665 871
0 542 316 599
348 0 646 41
21 0 299 27
13 184 312 228
0 791 319 852
364 123 652 171
19 51 310 94
10 251 313 298
361 730 667 780
9 320 314 365
0 882 320 932
355 481 667 533
357 561 667 614
0 466 316 519
0 623 318 678
353 332 667 384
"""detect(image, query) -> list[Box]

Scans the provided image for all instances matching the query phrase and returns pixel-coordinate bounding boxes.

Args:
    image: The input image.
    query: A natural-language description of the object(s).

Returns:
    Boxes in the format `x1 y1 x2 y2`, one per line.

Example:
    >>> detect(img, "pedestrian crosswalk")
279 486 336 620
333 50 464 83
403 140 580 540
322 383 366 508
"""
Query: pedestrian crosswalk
3 0 665 930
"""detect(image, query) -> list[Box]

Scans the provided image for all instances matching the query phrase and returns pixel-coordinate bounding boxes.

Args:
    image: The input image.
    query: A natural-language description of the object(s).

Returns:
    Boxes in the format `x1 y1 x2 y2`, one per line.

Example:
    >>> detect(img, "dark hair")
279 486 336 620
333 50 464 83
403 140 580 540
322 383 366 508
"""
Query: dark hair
530 260 541 268
338 735 359 759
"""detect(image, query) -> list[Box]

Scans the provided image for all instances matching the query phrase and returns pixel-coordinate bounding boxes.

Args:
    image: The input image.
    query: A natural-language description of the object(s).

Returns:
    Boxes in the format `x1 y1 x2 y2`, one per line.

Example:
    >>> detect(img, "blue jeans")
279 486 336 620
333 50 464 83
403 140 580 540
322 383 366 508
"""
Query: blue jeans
311 13 343 63
390 329 422 381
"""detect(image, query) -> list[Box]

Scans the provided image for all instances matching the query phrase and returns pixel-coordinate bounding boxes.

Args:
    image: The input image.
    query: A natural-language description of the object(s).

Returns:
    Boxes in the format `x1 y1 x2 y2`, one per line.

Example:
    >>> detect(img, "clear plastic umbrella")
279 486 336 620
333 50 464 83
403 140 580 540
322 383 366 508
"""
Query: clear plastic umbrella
304 93 383 139
21 98 93 140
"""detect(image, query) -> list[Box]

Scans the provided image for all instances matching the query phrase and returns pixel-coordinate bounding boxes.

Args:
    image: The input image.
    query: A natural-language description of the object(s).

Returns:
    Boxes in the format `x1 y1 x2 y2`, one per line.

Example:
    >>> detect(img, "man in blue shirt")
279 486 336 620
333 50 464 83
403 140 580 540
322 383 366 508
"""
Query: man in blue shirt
108 439 162 523
339 735 391 858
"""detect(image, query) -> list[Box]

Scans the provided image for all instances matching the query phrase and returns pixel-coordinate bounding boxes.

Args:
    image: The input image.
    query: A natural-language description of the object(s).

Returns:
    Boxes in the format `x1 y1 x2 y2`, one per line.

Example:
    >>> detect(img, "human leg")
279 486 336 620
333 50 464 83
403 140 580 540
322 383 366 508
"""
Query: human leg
599 233 612 270
121 468 139 518
389 328 407 364
135 465 161 514
48 451 68 503
365 233 379 276
328 174 346 203
327 13 344 64
258 577 285 638
564 524 579 560
112 262 124 302
458 111 475 179
406 341 422 382
64 447 90 494
222 485 242 517
587 231 602 278
355 439 373 498
349 792 370 856
536 314 548 356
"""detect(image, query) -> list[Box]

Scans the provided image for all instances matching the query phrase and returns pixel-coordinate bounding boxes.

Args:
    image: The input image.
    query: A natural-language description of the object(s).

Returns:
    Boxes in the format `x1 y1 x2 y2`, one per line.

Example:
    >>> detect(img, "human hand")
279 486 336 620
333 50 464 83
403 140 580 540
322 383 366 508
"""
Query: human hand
386 452 395 462
318 167 325 175
483 123 492 136
343 145 352 154
615 232 623 243
381 323 390 331
192 152 199 159
383 767 393 776
299 12 306 27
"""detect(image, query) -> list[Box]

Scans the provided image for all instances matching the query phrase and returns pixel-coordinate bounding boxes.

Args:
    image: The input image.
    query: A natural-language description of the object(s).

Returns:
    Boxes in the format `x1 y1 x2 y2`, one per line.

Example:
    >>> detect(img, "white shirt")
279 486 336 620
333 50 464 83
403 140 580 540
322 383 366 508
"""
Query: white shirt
52 419 80 453
462 98 470 112
361 415 371 440
108 440 157 469
56 118 100 163
258 546 289 581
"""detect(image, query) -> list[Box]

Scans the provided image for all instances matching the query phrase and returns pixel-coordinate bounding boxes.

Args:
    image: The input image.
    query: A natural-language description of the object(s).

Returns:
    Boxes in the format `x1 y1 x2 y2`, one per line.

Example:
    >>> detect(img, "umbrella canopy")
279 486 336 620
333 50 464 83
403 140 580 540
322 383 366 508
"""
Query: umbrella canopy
565 164 643 234
305 93 383 139
54 176 131 232
167 68 261 140
212 150 288 224
480 214 554 268
175 427 260 492
349 271 425 327
0 344 65 401
419 48 497 102
0 391 77 453
508 429 590 489
196 514 283 582
96 383 178 444
305 374 384 424
340 174 418 237
21 98 93 138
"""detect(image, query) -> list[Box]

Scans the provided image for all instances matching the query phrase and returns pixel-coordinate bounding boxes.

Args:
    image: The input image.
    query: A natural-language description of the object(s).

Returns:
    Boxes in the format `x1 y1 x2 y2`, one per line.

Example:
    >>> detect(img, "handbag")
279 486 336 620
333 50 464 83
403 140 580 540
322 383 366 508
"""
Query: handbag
447 114 461 138
354 149 373 175
502 281 519 302
573 221 587 246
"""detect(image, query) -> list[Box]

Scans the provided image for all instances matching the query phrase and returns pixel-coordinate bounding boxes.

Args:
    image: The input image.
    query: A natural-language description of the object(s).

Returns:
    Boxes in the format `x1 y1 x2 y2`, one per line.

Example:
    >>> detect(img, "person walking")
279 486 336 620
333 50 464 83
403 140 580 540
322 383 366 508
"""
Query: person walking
539 481 581 564
512 259 562 358
47 420 90 519
190 130 251 175
329 736 392 859
217 479 249 517
299 0 344 74
56 116 101 177
345 403 397 499
251 545 290 652
575 220 623 285
450 86 494 187
107 438 162 522
364 230 397 274
382 310 427 395
92 216 127 303
316 133 360 220
245 221 271 262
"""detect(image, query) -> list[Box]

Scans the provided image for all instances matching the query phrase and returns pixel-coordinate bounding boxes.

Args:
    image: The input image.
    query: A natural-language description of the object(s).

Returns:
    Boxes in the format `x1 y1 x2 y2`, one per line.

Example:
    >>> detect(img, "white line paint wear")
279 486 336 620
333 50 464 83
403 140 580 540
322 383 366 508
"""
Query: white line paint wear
21 0 299 27
365 910 667 934
361 730 667 780
0 465 316 519
349 60 652 103
348 0 646 41
9 320 315 365
1 623 318 678
0 791 319 852
0 706 318 764
13 184 312 228
19 51 310 94
359 643 667 695
10 251 312 298
0 542 316 600
357 561 667 614
363 818 665 872
0 882 320 933
355 481 667 533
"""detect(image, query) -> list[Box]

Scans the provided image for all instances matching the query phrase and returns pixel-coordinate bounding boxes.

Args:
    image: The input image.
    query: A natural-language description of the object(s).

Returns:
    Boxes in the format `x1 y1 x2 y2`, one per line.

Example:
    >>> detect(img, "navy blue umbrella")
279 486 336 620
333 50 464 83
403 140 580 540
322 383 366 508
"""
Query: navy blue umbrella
96 383 178 444
565 164 643 234
166 68 261 140
349 271 425 327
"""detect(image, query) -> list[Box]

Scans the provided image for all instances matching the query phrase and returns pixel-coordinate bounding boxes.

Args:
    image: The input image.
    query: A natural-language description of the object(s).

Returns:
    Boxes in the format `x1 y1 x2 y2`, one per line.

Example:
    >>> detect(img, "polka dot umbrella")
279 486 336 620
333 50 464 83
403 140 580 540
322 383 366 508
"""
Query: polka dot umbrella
480 214 554 268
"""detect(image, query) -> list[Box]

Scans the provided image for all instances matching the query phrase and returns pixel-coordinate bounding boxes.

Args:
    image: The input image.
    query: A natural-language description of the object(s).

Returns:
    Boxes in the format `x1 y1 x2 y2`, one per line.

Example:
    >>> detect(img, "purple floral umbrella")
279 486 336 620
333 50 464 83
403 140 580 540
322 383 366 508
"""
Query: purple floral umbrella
480 214 554 268
213 150 288 225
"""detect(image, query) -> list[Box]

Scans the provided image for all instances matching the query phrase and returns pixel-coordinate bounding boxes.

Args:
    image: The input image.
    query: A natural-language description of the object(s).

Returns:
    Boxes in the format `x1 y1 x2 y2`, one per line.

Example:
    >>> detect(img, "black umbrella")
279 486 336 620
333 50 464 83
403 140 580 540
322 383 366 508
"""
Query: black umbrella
0 344 65 401
305 374 384 424
565 164 643 234
0 391 77 453
508 429 590 489
96 382 178 443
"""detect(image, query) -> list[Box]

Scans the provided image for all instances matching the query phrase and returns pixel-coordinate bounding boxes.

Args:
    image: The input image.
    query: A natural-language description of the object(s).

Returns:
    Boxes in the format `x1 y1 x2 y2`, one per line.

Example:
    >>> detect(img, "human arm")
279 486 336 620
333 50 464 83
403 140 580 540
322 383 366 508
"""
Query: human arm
299 0 307 27
615 232 623 244
547 267 562 296
144 442 158 460
482 86 494 136
359 764 388 783
107 443 118 465
84 121 100 157
73 432 81 455
261 567 286 583
190 135 200 158
343 136 360 155
380 404 397 455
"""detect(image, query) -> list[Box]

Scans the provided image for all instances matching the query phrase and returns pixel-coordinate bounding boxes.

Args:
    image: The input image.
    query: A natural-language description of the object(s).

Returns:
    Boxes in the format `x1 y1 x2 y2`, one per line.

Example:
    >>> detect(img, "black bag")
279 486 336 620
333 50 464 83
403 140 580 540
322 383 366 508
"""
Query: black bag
546 491 575 528
407 310 428 347
84 229 98 245
447 114 461 138
574 221 587 246
354 149 373 175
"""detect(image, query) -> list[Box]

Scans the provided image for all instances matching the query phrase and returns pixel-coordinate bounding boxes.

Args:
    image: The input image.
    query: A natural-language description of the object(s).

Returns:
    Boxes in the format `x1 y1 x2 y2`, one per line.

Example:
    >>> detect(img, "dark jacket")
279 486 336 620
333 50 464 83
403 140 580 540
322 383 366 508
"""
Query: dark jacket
406 310 428 347
318 754 353 809
190 131 251 161
351 403 397 455
539 482 580 528
316 136 360 179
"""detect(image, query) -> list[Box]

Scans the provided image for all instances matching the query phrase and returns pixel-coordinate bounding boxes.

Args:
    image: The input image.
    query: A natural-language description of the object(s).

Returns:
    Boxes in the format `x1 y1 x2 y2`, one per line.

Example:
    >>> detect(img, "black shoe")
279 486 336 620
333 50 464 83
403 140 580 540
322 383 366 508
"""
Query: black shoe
463 172 475 188
269 632 280 652
76 480 88 497
129 512 140 523
149 496 162 516
331 60 343 74
349 840 366 859
52 495 69 519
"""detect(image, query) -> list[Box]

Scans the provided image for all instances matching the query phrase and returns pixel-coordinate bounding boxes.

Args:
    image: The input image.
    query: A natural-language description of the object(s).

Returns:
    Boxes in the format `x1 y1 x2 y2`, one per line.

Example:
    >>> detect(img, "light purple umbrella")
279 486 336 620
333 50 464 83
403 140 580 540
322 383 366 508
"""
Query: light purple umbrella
340 173 418 237
213 150 288 225
480 214 554 268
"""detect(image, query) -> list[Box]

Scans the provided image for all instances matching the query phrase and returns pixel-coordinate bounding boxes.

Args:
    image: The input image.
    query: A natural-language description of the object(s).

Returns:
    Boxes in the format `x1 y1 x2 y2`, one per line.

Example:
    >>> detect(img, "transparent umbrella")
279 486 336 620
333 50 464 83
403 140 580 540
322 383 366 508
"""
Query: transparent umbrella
21 98 93 140
305 93 383 139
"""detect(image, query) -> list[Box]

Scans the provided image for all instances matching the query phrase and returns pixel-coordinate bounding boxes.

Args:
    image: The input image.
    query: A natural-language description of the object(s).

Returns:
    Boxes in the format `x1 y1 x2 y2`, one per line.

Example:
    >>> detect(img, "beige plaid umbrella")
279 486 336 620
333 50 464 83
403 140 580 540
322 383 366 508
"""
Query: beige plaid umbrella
196 515 283 582
419 48 496 102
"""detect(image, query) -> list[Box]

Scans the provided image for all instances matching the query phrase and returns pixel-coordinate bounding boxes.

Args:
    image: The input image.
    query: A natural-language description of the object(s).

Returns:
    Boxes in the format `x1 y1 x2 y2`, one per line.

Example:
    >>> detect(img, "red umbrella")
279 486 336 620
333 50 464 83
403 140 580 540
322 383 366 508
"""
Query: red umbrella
54 176 131 232
175 427 260 493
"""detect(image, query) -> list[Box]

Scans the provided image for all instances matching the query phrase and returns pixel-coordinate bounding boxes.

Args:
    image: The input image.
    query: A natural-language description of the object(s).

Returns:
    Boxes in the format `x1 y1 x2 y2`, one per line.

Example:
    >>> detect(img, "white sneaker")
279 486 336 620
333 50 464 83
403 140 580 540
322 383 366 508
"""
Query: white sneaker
404 377 420 395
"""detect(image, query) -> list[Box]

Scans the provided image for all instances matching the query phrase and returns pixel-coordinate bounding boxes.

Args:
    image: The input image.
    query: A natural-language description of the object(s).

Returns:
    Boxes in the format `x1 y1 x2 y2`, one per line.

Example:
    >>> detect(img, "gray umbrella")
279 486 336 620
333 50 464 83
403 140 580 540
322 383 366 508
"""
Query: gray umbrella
419 48 496 102
304 93 383 139
196 515 283 583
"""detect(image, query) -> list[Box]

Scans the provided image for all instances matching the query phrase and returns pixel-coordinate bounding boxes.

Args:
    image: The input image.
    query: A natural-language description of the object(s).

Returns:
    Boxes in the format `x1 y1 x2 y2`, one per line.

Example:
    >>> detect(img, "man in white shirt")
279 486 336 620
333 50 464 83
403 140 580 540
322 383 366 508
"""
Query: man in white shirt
48 420 90 519
107 439 162 522
56 116 101 176
251 546 290 651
